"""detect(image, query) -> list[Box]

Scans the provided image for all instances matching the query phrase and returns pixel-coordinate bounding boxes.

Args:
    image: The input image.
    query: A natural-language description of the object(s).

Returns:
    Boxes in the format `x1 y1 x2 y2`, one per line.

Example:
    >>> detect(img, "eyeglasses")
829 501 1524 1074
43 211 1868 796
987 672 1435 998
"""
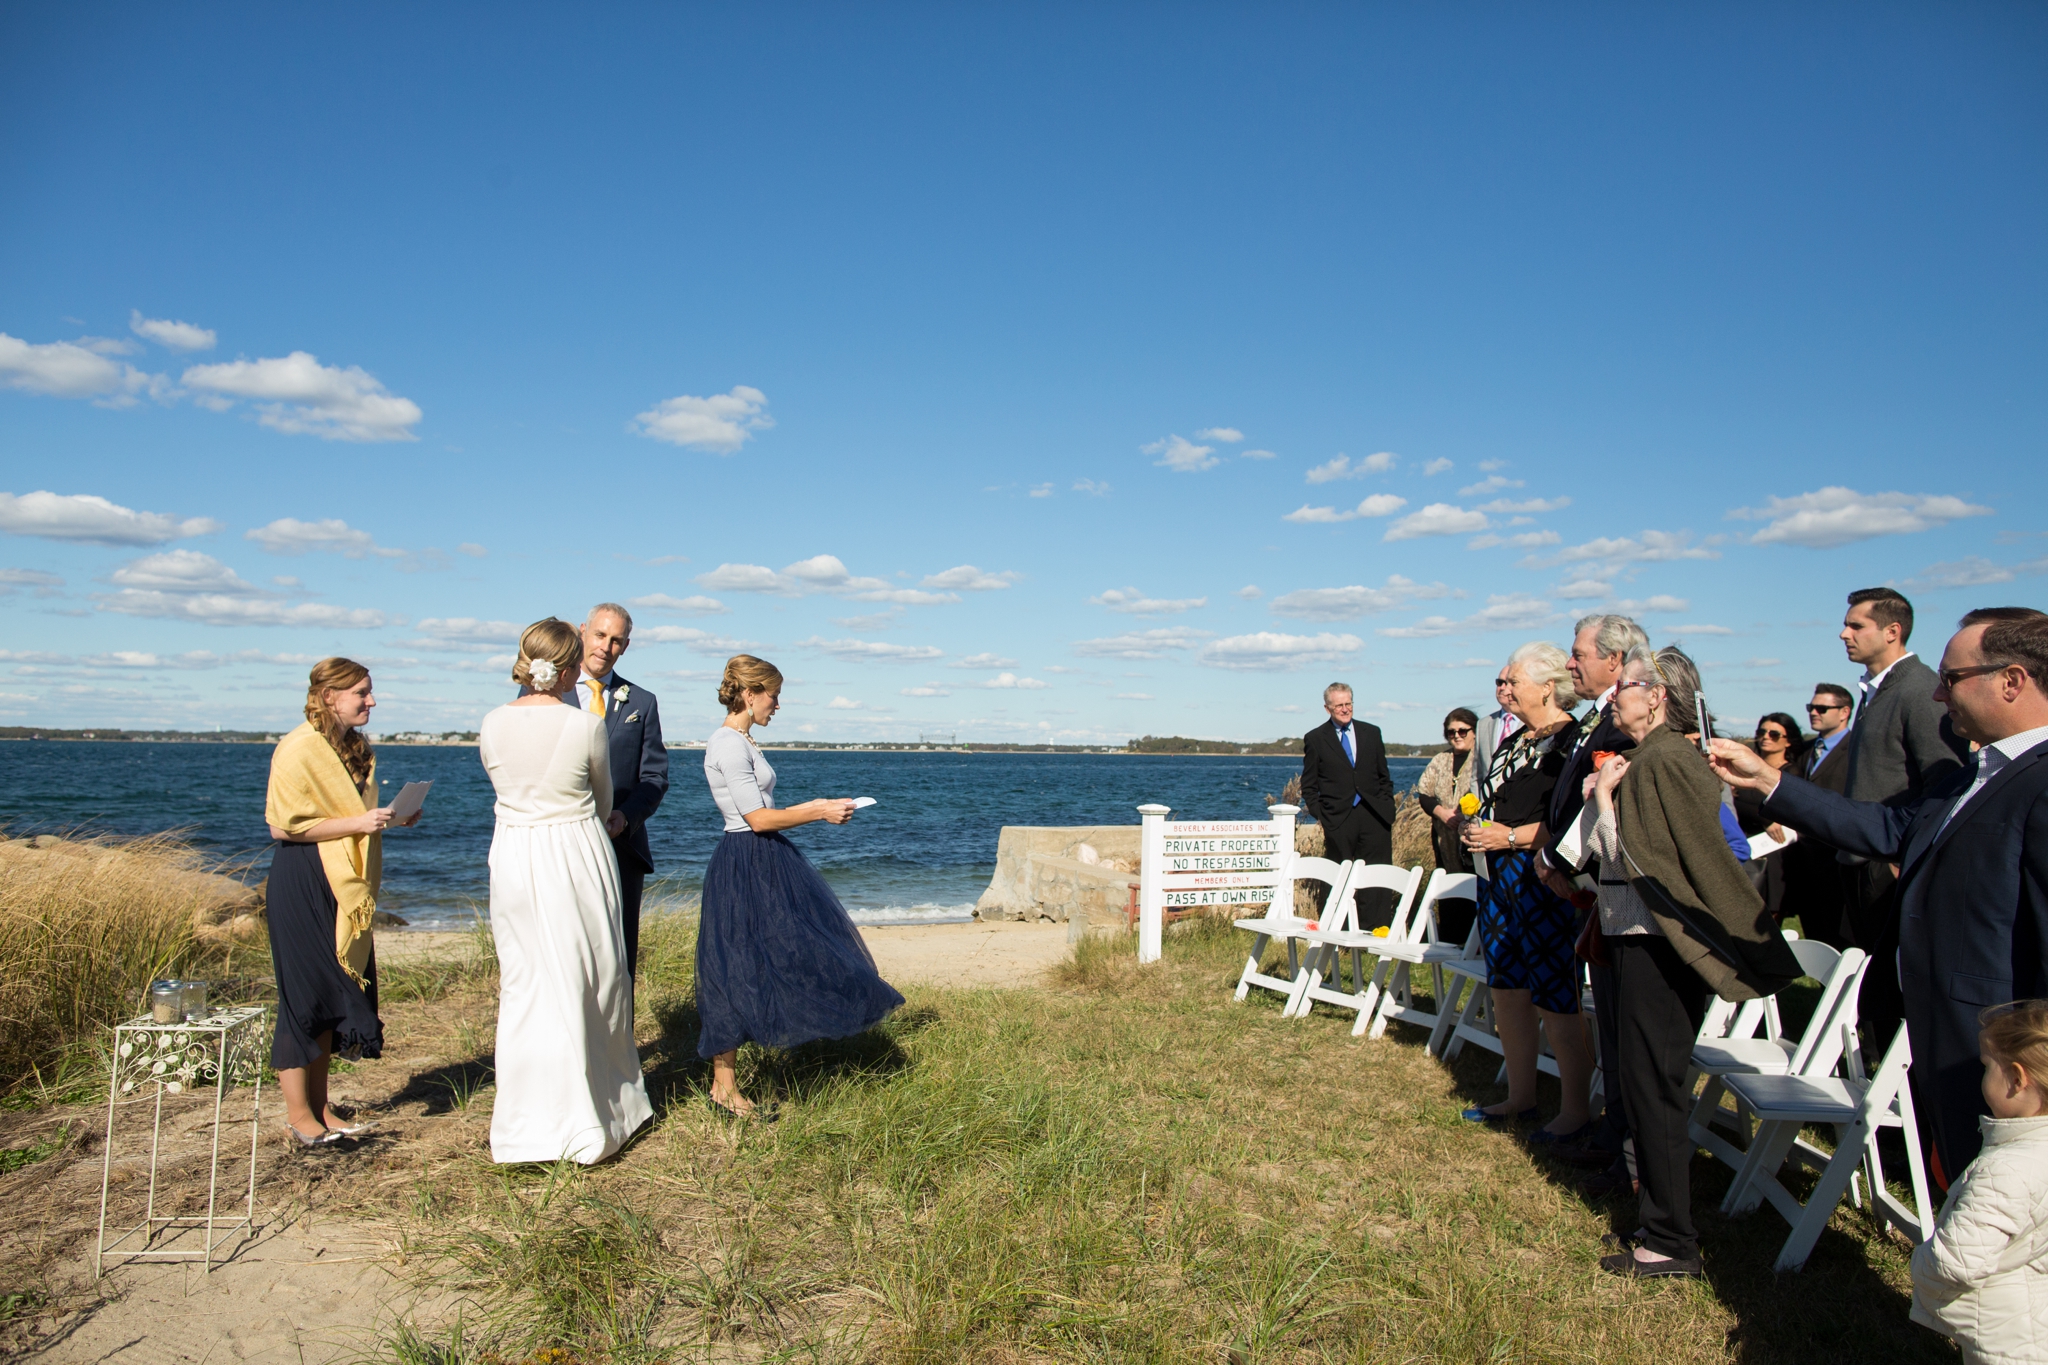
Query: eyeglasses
1938 662 2014 690
1805 701 1847 713
1615 679 1660 692
1444 726 1475 738
1757 729 1788 741
1493 677 1513 689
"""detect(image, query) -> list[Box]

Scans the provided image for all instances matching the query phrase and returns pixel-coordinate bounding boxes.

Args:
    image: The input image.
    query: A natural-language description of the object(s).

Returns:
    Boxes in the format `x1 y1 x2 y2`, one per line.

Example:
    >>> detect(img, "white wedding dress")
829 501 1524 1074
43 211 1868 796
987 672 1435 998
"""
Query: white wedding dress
478 701 652 1164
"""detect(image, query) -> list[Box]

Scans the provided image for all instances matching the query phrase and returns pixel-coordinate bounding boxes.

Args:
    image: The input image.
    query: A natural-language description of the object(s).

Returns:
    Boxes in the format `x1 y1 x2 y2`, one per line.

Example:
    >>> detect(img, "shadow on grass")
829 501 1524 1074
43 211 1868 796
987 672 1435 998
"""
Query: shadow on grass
384 1054 497 1116
637 989 918 1118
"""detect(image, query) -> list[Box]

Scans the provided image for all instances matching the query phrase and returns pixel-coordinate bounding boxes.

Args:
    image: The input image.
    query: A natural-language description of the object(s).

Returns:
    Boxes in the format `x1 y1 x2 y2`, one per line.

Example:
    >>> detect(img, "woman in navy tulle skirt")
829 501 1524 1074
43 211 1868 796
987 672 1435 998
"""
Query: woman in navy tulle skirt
696 654 904 1118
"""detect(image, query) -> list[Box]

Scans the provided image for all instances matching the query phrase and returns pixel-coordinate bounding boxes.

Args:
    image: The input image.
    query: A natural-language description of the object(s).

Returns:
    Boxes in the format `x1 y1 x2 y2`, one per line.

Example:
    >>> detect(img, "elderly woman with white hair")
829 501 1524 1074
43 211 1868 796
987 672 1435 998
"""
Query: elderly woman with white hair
1459 640 1597 1142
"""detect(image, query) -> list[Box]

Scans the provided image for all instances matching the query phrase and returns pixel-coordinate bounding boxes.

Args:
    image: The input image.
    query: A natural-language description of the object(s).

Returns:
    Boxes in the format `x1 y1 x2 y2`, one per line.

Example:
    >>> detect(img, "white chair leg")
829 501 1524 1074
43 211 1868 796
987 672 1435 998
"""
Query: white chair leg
1234 933 1272 1001
1774 1123 1872 1272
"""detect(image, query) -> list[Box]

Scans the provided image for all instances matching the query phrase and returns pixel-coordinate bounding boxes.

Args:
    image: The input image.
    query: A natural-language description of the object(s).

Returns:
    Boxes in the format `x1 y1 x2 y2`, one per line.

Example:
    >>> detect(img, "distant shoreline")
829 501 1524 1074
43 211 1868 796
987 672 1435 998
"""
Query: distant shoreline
0 737 1443 757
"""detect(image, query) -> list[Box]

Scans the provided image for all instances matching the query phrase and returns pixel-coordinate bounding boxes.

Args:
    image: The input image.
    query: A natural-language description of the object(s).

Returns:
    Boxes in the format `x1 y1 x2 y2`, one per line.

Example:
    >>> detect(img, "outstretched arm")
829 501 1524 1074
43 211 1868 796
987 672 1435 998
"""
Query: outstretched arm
1710 738 1915 863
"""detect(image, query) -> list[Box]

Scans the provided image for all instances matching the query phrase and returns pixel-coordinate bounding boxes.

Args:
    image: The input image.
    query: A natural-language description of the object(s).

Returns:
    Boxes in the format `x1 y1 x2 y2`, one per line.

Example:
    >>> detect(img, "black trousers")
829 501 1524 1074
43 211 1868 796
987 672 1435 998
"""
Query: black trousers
1321 805 1395 930
1613 935 1710 1259
1588 959 1628 1150
620 867 646 979
1843 860 1903 1051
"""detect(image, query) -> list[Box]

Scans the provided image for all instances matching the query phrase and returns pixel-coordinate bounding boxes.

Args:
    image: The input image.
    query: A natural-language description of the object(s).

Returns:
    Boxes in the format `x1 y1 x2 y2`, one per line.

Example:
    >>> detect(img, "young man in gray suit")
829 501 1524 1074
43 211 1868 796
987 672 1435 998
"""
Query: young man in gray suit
576 603 669 978
1714 607 2048 1184
1833 587 1970 1041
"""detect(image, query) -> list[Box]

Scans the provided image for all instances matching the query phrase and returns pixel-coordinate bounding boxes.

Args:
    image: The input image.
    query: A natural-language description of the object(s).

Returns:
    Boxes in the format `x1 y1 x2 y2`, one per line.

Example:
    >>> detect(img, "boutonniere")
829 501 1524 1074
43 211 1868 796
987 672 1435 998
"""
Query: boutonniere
614 684 630 703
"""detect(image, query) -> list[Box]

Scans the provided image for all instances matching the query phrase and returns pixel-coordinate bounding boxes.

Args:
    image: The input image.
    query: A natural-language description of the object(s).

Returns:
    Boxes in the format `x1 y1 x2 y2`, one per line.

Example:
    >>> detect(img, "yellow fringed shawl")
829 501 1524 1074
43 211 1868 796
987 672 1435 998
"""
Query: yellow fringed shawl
265 721 382 983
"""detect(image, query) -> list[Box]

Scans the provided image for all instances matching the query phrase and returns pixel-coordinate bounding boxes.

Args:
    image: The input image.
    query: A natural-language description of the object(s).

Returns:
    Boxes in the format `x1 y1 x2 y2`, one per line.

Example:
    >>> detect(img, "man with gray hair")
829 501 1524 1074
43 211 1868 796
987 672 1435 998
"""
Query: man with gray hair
577 602 669 978
1300 681 1398 928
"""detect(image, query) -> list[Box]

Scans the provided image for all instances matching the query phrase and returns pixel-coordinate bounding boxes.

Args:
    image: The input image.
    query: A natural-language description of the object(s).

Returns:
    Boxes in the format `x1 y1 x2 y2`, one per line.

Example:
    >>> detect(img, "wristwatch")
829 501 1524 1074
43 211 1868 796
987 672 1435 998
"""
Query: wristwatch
1507 827 1518 850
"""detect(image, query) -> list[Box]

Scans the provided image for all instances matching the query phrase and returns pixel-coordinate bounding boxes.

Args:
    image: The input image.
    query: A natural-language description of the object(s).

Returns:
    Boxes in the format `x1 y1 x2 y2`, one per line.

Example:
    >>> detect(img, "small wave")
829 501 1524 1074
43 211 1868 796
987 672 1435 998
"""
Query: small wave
846 902 977 927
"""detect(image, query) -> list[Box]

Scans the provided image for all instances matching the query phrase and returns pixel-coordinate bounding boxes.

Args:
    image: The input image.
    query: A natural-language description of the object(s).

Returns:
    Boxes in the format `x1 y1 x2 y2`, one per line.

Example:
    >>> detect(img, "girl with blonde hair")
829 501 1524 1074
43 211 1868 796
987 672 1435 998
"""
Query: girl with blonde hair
264 658 420 1146
477 618 652 1163
696 654 903 1118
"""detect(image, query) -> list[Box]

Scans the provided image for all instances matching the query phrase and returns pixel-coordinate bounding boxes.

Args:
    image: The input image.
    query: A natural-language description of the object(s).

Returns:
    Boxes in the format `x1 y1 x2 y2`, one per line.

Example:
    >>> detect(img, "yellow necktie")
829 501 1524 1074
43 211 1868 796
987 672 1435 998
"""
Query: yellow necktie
586 679 605 717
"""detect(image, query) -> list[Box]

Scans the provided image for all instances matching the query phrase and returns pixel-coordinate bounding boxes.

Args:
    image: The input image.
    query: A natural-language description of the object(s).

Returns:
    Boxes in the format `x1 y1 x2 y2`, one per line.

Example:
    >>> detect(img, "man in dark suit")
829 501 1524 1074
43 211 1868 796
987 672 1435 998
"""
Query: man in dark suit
1300 682 1396 929
1533 613 1646 1182
1833 588 1971 1043
1775 682 1855 946
1713 606 2048 1184
575 603 669 978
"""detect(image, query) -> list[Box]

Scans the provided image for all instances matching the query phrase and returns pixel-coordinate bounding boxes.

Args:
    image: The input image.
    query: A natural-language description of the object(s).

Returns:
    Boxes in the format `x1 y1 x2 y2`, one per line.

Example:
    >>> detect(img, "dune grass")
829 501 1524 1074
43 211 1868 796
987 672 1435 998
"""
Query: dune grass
340 910 1946 1365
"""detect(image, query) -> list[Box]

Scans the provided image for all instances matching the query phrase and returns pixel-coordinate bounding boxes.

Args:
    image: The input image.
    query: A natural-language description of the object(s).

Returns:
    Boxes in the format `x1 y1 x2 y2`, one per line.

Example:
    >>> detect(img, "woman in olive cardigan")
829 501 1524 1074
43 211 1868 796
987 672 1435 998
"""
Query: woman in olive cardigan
1583 645 1800 1278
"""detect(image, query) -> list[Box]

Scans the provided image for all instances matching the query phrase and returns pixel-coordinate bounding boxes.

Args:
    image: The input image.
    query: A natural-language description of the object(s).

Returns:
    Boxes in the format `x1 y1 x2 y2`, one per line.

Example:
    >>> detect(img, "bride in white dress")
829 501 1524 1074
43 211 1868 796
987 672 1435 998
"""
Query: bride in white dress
477 618 652 1164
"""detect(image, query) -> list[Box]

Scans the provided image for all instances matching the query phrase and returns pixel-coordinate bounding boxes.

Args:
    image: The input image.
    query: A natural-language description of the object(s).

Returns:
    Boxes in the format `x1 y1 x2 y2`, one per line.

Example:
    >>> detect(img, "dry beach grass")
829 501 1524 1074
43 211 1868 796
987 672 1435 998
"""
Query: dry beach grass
0 838 1952 1364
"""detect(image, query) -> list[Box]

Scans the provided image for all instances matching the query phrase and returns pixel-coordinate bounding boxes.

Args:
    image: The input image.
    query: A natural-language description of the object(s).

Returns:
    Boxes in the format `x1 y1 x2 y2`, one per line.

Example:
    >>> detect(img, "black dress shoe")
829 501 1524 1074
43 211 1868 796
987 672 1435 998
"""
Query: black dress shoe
1579 1164 1639 1200
1548 1139 1621 1169
1599 1249 1702 1279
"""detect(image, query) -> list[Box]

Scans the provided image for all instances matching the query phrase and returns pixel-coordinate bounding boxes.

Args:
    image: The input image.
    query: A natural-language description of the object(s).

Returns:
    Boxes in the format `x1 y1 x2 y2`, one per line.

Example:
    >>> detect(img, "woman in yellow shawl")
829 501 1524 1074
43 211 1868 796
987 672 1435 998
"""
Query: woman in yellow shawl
264 658 418 1146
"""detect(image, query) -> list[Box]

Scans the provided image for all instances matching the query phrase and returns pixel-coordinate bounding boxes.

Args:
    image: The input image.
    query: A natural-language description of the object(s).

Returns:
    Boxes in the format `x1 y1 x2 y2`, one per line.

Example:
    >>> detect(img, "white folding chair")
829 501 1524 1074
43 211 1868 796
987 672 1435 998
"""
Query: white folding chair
1284 864 1426 1033
1720 1023 1935 1272
1356 871 1483 1040
1232 852 1350 1008
1687 941 1869 1172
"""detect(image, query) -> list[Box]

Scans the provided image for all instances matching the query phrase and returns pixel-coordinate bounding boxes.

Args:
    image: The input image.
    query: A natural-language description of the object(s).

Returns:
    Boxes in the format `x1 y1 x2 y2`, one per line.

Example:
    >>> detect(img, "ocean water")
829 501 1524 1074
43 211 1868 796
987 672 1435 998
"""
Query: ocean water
0 740 1429 929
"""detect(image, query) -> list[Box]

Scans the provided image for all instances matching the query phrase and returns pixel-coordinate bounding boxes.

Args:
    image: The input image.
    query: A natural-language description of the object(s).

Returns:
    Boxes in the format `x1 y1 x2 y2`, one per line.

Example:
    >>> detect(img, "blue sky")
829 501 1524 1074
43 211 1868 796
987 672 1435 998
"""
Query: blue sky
2 3 2043 744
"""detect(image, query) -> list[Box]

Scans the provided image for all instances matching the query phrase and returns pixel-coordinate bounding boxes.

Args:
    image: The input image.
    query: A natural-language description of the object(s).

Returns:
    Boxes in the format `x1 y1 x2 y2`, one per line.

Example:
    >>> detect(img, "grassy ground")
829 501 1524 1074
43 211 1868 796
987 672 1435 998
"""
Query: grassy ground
236 910 1943 1365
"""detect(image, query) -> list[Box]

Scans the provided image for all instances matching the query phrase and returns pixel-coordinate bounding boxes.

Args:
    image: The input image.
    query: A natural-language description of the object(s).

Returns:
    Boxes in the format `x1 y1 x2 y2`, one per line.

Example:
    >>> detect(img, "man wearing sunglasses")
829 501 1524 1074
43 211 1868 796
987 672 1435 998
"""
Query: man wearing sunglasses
1775 683 1858 947
1712 606 2048 1185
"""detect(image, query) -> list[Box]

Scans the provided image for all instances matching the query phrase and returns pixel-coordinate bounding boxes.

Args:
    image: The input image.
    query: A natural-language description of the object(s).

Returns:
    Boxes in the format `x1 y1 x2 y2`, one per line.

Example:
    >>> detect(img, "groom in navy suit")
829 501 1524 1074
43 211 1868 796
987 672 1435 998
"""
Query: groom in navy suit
1300 681 1397 929
1713 606 2048 1183
577 603 669 977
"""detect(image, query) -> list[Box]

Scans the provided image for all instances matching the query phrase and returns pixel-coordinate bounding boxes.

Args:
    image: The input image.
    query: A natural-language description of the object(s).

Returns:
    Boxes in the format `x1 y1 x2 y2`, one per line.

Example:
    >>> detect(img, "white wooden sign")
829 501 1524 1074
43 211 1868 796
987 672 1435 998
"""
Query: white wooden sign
1136 803 1298 963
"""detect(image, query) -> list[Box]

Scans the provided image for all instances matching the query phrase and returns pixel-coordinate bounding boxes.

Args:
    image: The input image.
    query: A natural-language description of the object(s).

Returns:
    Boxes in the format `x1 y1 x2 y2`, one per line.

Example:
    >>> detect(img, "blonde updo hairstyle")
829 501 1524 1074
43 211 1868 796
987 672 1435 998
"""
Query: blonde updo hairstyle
511 617 582 691
305 656 374 786
1505 640 1581 713
719 654 784 714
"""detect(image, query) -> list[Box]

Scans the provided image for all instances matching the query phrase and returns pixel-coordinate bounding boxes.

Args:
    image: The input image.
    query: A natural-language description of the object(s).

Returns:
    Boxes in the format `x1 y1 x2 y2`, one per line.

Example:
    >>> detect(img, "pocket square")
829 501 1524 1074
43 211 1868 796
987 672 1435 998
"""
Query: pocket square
623 711 640 723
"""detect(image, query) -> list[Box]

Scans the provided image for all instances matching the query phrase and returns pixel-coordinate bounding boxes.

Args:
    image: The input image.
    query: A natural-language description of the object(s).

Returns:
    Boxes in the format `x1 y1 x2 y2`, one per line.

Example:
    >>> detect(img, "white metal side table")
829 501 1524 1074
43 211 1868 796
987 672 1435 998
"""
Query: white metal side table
95 1004 267 1276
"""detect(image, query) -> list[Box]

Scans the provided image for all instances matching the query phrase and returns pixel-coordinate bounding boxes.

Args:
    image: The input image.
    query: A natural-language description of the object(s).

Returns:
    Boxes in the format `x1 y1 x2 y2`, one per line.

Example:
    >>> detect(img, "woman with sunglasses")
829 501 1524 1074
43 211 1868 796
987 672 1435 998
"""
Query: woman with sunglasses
1733 712 1803 921
1414 708 1481 942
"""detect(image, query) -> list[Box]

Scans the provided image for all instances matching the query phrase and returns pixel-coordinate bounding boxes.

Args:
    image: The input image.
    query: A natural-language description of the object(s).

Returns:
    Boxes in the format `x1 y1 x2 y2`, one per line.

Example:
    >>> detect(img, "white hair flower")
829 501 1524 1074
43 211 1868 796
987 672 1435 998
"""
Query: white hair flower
527 659 559 688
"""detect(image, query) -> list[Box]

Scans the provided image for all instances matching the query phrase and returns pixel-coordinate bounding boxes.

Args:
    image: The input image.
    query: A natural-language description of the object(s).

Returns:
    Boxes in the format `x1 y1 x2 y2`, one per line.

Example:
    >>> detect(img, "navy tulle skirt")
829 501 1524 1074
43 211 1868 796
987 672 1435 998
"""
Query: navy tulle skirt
695 829 905 1059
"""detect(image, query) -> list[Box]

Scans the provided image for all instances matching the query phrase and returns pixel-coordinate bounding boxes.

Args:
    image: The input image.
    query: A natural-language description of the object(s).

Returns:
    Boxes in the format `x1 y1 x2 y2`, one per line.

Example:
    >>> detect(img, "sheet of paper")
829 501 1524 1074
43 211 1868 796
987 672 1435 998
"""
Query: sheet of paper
1742 827 1796 859
387 780 433 823
851 796 877 809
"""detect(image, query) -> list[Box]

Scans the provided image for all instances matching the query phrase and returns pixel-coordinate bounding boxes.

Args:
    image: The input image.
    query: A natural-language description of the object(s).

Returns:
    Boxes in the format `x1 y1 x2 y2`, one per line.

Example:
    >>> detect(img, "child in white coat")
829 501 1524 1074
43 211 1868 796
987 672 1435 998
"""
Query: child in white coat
1912 1000 2048 1365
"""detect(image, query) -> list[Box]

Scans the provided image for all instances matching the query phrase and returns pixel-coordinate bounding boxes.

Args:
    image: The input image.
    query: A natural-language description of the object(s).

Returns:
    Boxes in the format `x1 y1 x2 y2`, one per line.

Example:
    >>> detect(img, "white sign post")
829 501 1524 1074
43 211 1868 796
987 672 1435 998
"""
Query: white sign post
1136 802 1298 964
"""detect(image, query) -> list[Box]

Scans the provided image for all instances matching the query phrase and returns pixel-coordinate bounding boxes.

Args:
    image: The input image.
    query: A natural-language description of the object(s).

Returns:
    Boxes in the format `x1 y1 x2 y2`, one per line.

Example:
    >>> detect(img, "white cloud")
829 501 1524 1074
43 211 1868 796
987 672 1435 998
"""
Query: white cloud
1424 657 1498 670
1029 482 1054 498
1240 449 1277 461
1611 595 1690 614
1730 486 1994 549
982 672 1049 689
108 549 261 595
1269 576 1461 622
629 592 728 616
798 636 944 662
952 653 1019 669
1304 452 1396 484
0 332 161 403
1091 587 1207 616
1283 493 1408 524
97 591 385 628
1114 692 1154 701
245 517 402 559
698 555 955 604
180 352 421 441
1378 594 1558 638
1460 474 1524 496
900 684 951 697
406 618 523 651
1384 503 1489 541
630 384 771 453
1236 585 1263 599
1071 628 1213 660
1199 631 1362 671
0 568 62 596
1072 478 1113 496
1665 623 1735 636
1468 530 1562 550
826 696 865 710
1536 530 1720 570
457 542 487 558
1554 578 1612 599
1196 427 1243 443
0 491 221 546
129 311 216 351
1901 556 2048 590
696 562 786 593
1478 459 1507 472
637 626 753 652
1478 497 1570 515
833 610 901 631
922 565 1018 591
1143 434 1218 473
1422 457 1453 476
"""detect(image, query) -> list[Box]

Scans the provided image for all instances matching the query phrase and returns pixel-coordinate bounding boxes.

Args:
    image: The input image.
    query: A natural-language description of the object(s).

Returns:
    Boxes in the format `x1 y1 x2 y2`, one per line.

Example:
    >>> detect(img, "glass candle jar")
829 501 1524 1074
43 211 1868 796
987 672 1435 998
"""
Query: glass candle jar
151 980 183 1024
180 979 209 1021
